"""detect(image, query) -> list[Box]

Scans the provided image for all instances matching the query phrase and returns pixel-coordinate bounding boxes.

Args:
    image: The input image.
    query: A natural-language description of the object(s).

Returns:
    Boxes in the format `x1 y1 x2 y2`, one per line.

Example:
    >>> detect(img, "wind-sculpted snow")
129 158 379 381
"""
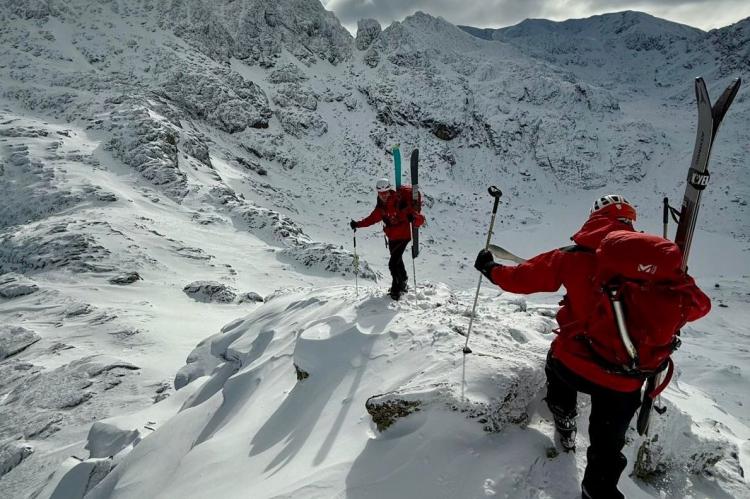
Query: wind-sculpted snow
47 285 747 499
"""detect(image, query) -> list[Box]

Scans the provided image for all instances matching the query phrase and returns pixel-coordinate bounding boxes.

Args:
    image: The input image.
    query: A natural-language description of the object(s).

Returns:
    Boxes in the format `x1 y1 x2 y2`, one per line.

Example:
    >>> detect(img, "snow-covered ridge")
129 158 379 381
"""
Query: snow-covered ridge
43 286 749 498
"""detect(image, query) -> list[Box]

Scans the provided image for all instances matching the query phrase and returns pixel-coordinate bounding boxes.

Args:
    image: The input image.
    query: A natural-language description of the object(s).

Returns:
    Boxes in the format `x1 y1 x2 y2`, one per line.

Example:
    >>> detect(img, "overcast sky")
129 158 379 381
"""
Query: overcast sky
323 0 750 34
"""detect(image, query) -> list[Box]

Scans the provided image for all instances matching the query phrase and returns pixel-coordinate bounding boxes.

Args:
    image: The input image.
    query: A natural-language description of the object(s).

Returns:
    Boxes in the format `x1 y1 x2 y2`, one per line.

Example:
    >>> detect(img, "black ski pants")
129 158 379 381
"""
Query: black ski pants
387 239 409 290
545 353 642 499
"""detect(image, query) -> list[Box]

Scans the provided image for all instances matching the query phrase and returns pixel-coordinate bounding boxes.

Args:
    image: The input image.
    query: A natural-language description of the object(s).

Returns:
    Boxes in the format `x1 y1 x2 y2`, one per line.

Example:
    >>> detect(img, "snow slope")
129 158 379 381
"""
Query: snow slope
0 1 748 497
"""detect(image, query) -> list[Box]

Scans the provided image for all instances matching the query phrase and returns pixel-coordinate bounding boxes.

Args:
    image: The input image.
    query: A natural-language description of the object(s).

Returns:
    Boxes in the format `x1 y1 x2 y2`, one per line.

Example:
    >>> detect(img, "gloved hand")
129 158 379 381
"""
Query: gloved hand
474 249 499 280
350 220 358 231
407 213 415 223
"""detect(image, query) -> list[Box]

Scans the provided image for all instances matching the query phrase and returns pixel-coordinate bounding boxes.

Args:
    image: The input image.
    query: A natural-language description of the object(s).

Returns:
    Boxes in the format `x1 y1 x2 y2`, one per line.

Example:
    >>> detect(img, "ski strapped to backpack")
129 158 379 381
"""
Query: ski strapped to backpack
410 149 420 259
624 77 740 435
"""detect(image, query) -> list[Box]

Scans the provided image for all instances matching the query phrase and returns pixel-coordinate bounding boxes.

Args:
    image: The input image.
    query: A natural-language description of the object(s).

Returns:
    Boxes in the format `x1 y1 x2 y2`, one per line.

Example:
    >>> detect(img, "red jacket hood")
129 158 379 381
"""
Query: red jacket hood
571 214 635 249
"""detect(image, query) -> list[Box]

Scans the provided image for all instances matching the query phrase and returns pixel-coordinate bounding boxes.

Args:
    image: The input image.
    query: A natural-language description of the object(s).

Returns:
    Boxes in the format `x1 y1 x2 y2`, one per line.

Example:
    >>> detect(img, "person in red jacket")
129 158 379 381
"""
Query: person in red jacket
473 195 711 499
351 178 425 300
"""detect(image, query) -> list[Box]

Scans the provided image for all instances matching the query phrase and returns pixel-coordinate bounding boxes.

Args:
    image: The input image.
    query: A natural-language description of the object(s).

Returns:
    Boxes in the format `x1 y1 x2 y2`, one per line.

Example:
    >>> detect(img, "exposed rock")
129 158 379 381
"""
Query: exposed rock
268 64 308 84
294 363 309 381
0 273 39 298
162 0 353 67
0 356 141 443
157 69 272 133
363 47 380 67
365 395 421 432
273 83 318 111
107 105 188 200
0 326 41 360
280 242 379 281
183 281 237 303
108 272 142 285
276 108 327 138
0 440 34 478
235 156 267 176
238 292 264 304
356 18 382 51
182 132 213 167
633 404 741 484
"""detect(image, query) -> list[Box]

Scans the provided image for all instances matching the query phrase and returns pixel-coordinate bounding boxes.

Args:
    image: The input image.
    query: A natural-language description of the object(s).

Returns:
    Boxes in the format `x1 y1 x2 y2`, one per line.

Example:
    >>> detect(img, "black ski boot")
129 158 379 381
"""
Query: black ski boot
389 282 402 301
553 414 577 452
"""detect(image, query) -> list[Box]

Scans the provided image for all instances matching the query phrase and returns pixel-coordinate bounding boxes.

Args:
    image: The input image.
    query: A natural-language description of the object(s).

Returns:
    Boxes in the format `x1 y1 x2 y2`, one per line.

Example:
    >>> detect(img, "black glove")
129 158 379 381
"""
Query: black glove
350 220 358 231
398 200 408 210
474 249 499 280
407 213 415 223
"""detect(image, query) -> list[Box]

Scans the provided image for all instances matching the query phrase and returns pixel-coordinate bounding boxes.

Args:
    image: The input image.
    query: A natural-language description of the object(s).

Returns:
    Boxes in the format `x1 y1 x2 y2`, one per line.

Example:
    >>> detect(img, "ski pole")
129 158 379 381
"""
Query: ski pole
463 186 502 354
662 197 669 239
353 231 359 298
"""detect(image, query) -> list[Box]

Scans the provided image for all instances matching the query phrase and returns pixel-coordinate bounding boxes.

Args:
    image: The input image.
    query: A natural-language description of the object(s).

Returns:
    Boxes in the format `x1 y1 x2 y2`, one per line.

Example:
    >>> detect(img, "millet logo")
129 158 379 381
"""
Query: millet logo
637 264 657 274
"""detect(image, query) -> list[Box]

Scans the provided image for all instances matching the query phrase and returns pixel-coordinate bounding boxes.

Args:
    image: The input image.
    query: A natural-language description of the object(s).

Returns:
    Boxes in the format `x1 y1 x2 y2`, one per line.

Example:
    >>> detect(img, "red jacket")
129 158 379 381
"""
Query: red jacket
487 214 711 392
356 187 425 241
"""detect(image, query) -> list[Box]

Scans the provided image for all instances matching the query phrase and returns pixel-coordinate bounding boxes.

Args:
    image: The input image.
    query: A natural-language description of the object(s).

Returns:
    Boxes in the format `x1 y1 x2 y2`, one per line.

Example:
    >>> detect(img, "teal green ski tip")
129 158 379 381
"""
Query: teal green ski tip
392 145 402 188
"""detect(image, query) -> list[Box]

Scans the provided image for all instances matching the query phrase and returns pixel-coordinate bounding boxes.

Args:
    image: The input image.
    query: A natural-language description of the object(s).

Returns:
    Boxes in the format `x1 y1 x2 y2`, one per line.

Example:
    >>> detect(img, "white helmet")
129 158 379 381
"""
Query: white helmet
590 194 637 221
375 178 392 192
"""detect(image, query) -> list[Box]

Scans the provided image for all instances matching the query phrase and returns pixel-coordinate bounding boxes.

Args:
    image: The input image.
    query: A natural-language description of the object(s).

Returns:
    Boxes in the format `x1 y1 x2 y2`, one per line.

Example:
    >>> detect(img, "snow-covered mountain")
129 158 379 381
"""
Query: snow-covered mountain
0 1 748 497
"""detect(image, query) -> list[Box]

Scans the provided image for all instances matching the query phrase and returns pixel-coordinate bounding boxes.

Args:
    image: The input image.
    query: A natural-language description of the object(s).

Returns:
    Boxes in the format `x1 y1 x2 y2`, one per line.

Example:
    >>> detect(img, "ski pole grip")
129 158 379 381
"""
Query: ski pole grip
488 186 502 214
662 197 669 225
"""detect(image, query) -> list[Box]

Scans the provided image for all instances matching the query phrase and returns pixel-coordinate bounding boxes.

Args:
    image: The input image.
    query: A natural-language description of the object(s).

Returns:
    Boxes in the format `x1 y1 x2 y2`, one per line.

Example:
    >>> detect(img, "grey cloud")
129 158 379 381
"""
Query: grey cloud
324 0 750 31
325 0 550 30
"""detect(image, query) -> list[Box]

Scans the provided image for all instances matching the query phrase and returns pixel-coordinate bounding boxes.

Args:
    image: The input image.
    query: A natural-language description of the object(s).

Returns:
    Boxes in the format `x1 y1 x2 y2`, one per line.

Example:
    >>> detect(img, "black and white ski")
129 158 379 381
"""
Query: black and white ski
637 76 741 436
410 149 420 258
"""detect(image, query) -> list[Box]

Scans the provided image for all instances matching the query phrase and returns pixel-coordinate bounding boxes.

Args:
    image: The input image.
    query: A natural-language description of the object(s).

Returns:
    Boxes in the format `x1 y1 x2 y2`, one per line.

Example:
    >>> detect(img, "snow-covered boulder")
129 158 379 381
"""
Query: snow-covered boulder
183 281 237 303
85 422 141 459
238 292 264 304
